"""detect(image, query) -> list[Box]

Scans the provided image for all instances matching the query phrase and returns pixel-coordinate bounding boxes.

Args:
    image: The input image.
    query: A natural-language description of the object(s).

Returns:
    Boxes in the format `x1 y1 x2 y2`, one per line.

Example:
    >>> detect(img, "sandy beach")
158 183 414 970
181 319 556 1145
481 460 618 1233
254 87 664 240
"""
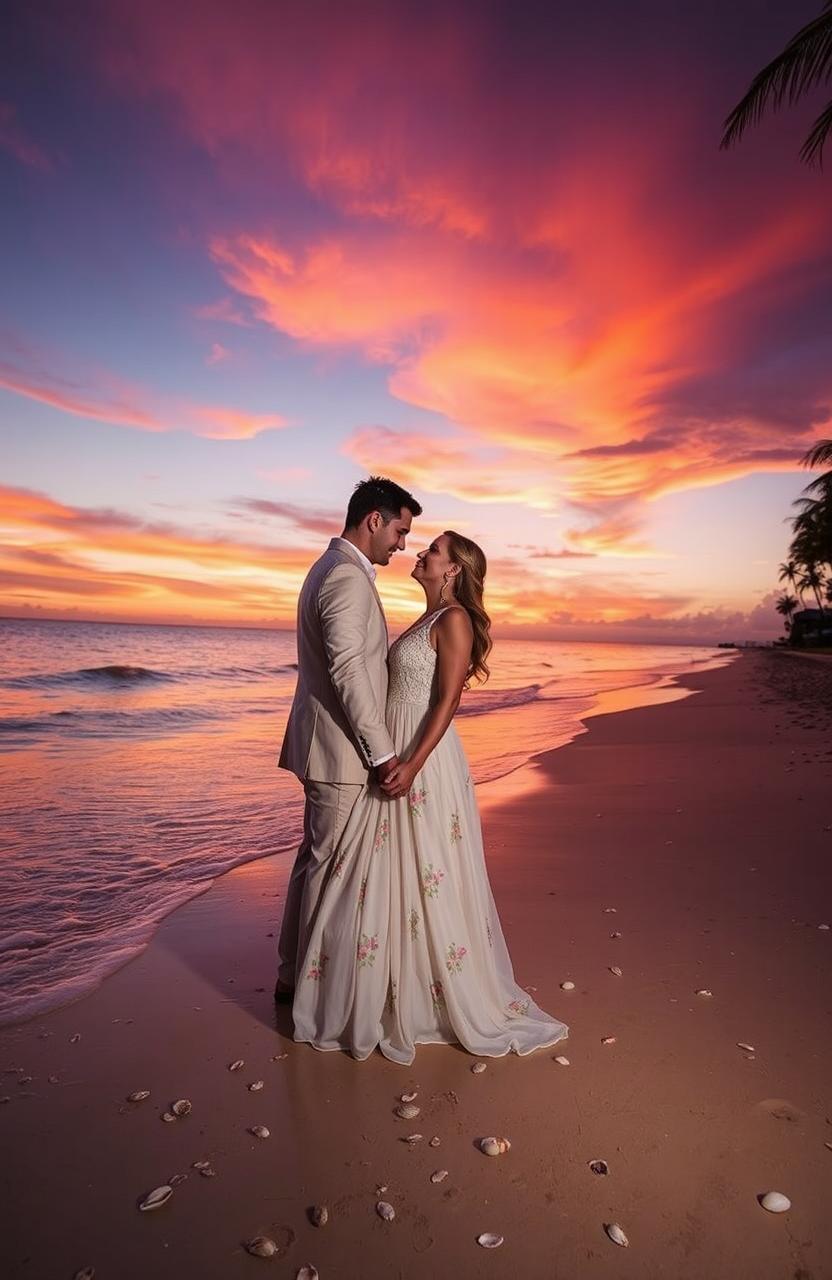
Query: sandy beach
2 649 831 1280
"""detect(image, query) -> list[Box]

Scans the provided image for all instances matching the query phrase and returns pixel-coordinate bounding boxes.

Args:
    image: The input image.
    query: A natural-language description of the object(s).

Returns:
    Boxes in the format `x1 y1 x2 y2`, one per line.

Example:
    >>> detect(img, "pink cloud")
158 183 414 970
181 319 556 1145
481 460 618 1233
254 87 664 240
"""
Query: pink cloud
0 330 287 440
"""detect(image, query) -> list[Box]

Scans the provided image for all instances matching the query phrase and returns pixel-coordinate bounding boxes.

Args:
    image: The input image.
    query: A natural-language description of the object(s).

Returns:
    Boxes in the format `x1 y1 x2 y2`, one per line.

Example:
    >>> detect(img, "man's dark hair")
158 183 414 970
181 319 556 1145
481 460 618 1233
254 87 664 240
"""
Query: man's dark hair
344 476 422 529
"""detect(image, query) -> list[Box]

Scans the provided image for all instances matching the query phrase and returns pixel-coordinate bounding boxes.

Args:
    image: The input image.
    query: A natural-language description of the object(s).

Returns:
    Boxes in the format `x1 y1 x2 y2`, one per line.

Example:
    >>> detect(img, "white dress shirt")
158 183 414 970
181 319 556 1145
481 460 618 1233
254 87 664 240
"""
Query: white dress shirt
332 537 394 767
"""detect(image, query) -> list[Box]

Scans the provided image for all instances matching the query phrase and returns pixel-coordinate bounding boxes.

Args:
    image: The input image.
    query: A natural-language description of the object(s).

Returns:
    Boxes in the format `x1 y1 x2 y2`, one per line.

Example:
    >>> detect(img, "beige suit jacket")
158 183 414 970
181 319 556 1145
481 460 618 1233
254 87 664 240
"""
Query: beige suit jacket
278 540 396 783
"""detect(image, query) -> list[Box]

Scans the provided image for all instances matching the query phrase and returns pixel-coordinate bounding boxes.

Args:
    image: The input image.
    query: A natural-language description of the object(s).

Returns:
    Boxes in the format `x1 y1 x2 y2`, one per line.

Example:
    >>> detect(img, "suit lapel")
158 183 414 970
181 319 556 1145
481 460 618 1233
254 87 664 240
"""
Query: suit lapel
327 540 387 631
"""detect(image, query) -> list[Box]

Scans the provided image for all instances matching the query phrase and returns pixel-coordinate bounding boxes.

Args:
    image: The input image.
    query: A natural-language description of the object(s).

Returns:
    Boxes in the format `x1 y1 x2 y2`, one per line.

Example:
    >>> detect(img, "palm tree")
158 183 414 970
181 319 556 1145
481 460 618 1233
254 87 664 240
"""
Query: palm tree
775 591 798 635
778 557 804 604
720 2 832 166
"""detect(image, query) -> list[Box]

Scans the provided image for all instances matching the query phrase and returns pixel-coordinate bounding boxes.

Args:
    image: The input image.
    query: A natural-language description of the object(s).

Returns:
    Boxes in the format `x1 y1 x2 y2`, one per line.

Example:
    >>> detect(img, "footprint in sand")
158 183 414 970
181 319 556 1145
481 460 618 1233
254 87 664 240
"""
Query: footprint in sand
757 1098 805 1124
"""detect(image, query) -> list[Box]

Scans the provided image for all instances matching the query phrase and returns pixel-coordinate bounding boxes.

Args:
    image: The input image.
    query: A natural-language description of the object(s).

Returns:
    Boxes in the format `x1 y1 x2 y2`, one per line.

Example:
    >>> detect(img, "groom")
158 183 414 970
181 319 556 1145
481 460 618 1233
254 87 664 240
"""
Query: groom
275 476 422 999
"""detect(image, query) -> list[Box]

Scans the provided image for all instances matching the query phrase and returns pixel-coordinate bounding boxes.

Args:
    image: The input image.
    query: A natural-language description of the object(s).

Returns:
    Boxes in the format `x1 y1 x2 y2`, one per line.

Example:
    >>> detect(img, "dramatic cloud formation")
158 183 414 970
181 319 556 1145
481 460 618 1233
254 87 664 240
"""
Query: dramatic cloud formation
2 0 828 635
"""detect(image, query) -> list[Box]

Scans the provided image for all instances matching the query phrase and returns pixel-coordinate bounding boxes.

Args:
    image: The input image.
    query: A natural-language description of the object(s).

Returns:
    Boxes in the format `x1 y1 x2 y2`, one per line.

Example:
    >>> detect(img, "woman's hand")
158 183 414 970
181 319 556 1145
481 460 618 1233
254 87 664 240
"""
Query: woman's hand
380 757 419 800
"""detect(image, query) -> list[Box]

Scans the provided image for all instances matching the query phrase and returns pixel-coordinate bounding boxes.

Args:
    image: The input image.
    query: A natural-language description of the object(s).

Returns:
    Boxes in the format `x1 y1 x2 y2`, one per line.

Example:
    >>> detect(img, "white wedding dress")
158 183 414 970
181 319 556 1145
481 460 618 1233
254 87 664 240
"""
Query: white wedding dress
292 608 569 1065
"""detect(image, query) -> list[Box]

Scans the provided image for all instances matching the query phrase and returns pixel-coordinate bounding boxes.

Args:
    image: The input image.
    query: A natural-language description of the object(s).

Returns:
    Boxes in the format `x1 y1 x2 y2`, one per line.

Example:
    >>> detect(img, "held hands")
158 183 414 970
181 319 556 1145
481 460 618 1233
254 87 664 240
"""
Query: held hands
380 757 419 800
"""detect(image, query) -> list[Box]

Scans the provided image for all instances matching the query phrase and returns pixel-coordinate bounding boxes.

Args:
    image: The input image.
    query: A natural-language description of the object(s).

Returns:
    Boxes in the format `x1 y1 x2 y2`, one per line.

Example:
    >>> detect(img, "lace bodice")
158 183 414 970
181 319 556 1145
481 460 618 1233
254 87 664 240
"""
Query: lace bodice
387 608 452 706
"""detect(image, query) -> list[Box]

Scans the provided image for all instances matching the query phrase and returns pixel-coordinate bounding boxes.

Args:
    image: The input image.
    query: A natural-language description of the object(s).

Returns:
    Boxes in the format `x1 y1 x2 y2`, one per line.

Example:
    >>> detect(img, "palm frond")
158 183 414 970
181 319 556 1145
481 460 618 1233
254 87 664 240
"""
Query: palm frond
800 96 832 162
721 6 832 153
800 438 832 468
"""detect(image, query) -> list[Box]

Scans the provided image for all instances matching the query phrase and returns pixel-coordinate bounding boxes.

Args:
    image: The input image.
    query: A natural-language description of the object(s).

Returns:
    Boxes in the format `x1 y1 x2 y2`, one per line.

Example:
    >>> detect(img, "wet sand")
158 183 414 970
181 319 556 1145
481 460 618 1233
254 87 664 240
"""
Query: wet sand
2 649 831 1280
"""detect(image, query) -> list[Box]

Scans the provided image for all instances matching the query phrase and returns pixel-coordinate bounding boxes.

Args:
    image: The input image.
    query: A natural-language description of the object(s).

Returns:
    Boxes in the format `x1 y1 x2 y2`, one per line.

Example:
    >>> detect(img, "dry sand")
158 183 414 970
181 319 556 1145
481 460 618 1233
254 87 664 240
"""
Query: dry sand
2 649 831 1280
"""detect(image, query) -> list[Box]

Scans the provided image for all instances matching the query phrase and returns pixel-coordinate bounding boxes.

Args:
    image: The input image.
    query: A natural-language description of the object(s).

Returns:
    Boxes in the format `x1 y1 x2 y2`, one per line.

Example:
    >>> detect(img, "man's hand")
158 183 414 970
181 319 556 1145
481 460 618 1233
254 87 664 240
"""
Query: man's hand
374 755 399 787
380 758 419 800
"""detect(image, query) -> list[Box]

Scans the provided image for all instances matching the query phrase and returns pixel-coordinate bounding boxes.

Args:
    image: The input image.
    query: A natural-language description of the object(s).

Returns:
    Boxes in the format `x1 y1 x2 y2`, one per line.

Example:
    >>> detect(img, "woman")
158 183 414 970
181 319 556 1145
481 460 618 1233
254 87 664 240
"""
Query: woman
292 531 569 1064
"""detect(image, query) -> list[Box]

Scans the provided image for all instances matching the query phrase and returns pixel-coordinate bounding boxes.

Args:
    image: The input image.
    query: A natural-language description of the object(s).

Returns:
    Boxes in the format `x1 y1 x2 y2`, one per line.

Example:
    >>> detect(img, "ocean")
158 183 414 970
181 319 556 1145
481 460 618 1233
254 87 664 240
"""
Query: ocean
0 618 733 1025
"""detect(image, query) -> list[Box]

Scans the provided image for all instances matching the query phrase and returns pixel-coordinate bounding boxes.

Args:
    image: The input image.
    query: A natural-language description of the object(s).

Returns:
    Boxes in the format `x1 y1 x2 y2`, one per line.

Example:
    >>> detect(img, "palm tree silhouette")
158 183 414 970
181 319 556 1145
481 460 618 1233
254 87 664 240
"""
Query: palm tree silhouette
721 2 832 165
777 557 804 605
775 591 798 634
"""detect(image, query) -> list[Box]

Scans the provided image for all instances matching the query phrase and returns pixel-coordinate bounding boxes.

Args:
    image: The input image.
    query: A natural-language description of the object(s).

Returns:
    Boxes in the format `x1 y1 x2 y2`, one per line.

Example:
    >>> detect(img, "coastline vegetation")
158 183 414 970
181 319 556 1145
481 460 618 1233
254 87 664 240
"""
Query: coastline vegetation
776 440 832 647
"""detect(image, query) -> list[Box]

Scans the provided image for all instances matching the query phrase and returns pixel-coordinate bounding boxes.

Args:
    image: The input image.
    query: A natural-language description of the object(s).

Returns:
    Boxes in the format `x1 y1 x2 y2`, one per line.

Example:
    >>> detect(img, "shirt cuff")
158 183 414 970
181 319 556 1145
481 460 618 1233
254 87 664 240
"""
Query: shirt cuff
371 751 395 767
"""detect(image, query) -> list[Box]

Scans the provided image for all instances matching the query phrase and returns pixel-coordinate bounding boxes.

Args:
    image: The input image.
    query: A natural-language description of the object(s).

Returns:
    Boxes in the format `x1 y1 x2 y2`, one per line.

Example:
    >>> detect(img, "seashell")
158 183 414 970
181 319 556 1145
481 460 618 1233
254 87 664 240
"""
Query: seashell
310 1204 328 1227
560 981 575 991
737 1043 756 1053
471 1062 487 1074
554 1056 570 1066
271 1052 289 1060
610 931 622 938
603 907 617 913
605 1222 629 1247
601 1036 617 1045
74 1270 95 1280
248 1080 264 1091
249 1125 270 1139
192 1160 211 1170
479 1136 511 1157
171 1099 191 1117
430 1169 449 1183
695 989 713 998
138 1185 173 1212
296 1268 319 1280
402 1133 423 1144
228 1059 244 1071
477 1233 504 1249
588 1159 608 1175
127 1090 150 1102
199 1166 217 1178
245 1236 277 1258
375 1185 387 1195
395 1103 420 1120
161 1112 177 1123
818 923 829 931
168 1173 188 1187
760 1191 791 1213
70 1033 81 1043
429 1136 441 1147
400 1090 418 1102
609 966 622 977
376 1201 395 1221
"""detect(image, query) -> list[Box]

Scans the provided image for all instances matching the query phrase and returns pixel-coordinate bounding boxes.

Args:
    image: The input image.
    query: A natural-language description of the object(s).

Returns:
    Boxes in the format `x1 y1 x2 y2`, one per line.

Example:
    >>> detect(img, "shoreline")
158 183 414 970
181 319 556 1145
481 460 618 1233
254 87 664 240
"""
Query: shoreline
3 649 831 1279
1 649 730 1030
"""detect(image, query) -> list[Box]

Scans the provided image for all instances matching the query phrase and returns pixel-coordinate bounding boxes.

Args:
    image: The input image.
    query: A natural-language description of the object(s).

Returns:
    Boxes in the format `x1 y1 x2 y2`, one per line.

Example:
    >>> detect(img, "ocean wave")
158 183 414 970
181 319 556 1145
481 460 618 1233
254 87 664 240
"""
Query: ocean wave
0 703 225 744
2 662 298 691
1 664 177 690
457 683 544 716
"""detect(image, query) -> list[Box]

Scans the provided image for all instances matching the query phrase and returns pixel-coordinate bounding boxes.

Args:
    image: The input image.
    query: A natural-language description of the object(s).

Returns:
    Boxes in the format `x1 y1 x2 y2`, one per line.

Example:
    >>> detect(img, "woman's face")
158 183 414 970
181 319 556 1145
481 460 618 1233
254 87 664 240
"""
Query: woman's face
412 533 457 587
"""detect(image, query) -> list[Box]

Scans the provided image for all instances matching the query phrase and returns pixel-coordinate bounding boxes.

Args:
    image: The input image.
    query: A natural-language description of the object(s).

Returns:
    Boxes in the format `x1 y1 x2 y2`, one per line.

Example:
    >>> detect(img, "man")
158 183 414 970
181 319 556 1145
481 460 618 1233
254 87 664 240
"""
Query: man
275 476 422 1000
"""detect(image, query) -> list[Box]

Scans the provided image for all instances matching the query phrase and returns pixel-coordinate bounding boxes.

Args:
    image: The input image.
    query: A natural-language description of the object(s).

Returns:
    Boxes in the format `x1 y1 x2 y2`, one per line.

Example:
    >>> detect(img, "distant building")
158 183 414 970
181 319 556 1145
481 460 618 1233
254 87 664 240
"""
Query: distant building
790 608 831 646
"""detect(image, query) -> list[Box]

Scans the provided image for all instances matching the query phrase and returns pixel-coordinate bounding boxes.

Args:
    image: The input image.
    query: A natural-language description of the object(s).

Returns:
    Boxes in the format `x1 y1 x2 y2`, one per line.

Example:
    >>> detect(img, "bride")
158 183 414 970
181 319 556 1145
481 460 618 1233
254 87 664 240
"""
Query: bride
292 530 569 1064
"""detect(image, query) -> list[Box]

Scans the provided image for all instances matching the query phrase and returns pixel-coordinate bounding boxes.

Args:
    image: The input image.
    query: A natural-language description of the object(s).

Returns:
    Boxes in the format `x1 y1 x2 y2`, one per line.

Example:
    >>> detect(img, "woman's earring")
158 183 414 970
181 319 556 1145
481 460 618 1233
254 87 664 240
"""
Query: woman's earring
439 573 449 605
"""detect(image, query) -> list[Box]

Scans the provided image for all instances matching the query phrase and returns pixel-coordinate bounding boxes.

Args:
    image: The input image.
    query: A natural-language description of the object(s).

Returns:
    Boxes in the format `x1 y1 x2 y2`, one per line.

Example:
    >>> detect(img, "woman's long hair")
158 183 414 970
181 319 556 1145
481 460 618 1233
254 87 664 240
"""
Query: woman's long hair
444 530 492 686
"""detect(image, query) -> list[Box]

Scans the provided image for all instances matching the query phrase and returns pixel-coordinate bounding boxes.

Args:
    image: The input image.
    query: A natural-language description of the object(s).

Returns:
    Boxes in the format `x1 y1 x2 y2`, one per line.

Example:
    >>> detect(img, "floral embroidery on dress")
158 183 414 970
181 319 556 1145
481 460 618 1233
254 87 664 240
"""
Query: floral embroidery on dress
507 997 530 1017
357 933 379 969
373 818 389 852
387 979 398 1013
409 907 420 940
408 786 427 817
421 863 445 899
449 812 462 844
332 848 349 878
358 876 368 908
430 979 445 1009
445 942 467 974
306 952 328 981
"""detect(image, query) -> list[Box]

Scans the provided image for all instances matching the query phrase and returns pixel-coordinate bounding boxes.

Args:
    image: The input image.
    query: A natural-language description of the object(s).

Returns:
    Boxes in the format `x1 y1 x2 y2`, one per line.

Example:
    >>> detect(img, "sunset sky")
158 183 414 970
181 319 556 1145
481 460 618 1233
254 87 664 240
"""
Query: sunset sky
2 0 831 642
